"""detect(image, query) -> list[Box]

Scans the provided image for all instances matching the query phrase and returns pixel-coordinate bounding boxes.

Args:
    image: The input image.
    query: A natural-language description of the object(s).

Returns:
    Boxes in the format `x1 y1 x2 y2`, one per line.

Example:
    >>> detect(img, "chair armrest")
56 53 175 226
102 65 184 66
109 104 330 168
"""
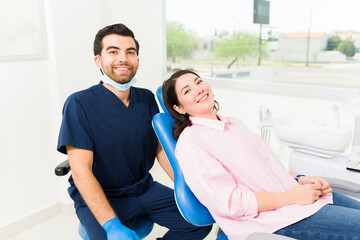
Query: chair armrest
248 233 297 240
55 159 70 176
325 177 360 193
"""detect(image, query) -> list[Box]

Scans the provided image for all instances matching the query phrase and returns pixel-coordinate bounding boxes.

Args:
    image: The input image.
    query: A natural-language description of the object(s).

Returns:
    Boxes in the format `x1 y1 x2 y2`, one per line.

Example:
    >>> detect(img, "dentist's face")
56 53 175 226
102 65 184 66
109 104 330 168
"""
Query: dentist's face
96 34 139 84
173 73 215 118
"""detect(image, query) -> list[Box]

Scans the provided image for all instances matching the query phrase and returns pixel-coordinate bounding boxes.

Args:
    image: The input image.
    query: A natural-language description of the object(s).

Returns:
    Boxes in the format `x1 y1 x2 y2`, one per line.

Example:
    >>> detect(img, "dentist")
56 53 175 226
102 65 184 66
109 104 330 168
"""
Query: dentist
57 24 211 240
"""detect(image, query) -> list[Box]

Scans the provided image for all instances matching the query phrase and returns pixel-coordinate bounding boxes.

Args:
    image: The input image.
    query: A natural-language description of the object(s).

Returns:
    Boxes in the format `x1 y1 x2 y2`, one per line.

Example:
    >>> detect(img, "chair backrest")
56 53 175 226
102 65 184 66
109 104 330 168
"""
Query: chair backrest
155 86 169 115
152 86 215 226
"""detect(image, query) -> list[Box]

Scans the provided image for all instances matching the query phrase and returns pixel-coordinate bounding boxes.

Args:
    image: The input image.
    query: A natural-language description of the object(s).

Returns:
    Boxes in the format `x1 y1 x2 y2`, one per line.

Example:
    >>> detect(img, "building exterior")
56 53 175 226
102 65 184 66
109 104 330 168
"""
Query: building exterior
193 35 218 61
192 31 351 64
338 32 360 51
274 32 346 63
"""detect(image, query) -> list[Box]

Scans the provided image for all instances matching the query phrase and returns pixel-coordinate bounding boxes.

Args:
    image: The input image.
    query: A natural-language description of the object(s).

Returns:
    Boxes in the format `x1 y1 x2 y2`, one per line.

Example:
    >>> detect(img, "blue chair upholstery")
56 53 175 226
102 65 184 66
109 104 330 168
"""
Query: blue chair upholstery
132 218 154 239
153 87 227 239
152 113 216 226
54 161 154 239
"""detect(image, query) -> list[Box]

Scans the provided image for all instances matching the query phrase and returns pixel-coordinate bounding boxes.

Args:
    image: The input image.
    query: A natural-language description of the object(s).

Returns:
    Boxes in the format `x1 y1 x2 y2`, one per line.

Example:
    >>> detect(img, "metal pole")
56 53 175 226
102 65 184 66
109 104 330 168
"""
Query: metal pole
258 24 262 66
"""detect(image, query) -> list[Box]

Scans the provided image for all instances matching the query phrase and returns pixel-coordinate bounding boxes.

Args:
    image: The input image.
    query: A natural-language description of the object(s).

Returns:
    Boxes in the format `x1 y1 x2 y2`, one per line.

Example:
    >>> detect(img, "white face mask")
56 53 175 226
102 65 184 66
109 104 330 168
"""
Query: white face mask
99 61 137 92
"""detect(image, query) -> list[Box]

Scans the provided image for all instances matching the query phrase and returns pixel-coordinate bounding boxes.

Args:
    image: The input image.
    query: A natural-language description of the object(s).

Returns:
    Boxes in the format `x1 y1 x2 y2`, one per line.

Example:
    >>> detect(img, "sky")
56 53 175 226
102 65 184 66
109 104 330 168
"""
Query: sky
166 0 360 37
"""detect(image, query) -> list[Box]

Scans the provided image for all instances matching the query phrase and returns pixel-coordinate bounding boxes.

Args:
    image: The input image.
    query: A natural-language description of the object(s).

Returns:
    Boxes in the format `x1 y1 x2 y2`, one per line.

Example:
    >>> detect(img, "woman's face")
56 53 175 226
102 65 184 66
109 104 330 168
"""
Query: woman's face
173 73 216 118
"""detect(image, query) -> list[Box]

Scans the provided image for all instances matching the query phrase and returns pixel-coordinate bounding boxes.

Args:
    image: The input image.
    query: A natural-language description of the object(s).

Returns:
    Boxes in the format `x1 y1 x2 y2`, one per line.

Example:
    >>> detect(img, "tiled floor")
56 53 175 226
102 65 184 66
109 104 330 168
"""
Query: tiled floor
4 210 218 240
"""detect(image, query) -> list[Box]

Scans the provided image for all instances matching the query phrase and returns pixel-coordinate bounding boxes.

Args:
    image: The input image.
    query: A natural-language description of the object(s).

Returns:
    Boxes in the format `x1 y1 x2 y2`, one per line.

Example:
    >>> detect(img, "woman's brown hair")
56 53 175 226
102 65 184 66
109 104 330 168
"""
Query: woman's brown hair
162 70 219 139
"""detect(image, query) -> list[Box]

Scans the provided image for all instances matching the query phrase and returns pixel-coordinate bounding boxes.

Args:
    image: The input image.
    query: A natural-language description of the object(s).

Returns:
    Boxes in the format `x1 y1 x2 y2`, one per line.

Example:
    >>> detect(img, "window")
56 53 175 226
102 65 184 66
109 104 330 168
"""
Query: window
0 0 47 61
166 0 360 90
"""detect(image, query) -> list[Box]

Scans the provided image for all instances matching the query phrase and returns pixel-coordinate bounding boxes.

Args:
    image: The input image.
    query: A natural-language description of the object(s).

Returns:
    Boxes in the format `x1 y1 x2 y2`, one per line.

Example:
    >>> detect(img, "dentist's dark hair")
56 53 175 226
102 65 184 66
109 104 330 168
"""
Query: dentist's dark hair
162 70 219 140
93 23 139 56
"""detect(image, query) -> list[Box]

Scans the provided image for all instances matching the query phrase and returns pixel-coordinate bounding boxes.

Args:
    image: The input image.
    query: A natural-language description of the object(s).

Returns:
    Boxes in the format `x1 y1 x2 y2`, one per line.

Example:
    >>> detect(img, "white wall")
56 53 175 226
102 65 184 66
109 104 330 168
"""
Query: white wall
0 60 57 227
0 0 100 230
0 0 166 233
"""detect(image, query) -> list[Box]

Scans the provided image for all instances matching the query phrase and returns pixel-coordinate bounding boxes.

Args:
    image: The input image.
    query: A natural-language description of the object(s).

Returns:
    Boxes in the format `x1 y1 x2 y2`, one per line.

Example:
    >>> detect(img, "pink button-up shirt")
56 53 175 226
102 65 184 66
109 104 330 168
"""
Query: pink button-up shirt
175 115 332 240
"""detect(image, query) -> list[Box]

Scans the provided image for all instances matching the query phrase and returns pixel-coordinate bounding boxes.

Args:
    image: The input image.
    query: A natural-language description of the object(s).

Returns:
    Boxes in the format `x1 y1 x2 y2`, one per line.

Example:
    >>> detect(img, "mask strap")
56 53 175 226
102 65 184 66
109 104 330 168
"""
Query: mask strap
97 55 105 75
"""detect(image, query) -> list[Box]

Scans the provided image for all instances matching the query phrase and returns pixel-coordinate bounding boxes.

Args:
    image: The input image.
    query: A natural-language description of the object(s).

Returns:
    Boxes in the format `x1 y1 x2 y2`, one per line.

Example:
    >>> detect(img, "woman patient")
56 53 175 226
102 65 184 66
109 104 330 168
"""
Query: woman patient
162 69 360 240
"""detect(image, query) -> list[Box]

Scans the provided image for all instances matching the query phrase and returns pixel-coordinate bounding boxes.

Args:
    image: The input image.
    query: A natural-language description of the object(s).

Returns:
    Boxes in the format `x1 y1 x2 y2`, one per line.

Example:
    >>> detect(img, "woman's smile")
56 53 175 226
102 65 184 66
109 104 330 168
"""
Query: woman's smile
197 93 209 103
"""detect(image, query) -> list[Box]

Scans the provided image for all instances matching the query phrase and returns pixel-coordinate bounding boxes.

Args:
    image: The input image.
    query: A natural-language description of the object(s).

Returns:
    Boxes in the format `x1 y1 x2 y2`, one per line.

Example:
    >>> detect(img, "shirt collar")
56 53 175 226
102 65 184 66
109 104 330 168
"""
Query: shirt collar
189 114 231 131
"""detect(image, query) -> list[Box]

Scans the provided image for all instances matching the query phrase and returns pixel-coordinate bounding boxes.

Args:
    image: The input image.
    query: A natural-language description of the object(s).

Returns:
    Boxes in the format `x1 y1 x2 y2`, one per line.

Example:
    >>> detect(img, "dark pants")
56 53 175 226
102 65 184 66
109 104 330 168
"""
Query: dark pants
75 181 212 240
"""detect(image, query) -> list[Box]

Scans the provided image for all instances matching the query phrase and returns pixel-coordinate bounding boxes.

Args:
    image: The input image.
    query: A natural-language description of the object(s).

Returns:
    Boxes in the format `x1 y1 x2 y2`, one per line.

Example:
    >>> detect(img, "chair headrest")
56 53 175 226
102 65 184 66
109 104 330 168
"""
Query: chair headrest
156 86 169 114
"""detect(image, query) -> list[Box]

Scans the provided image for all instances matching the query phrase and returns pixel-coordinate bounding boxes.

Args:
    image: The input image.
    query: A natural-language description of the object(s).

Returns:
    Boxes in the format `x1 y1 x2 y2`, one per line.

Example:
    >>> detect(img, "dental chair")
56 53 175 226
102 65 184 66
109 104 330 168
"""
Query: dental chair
54 160 154 239
152 86 296 240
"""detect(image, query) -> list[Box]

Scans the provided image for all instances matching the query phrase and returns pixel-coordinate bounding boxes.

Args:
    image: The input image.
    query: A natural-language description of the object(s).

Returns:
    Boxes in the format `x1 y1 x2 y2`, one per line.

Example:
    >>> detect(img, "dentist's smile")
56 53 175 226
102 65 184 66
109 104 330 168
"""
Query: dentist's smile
113 66 132 74
114 66 130 70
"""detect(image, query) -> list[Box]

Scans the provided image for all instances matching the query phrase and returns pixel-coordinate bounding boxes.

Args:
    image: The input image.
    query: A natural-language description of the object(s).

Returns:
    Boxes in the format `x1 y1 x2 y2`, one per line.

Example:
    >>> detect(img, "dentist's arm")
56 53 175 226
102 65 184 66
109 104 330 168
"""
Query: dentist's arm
66 146 139 240
156 141 174 182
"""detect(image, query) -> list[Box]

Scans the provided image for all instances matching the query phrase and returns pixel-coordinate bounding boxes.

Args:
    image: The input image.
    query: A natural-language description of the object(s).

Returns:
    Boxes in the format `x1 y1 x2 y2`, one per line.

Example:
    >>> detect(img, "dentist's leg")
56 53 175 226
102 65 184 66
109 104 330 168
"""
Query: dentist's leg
140 181 212 240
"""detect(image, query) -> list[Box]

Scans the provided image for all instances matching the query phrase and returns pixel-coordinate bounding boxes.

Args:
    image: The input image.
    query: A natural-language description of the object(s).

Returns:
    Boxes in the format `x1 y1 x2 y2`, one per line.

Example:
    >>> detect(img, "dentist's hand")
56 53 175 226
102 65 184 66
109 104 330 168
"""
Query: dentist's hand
298 176 333 195
103 217 140 240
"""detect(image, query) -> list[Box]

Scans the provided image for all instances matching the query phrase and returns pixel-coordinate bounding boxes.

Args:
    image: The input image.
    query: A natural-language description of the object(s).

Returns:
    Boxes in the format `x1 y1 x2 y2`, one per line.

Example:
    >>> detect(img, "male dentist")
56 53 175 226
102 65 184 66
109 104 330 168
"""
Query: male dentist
57 23 211 240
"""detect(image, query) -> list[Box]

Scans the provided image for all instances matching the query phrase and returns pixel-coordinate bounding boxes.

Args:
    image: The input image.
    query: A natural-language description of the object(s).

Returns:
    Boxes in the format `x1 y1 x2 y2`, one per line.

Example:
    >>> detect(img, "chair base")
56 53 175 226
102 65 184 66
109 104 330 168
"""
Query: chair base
133 218 154 239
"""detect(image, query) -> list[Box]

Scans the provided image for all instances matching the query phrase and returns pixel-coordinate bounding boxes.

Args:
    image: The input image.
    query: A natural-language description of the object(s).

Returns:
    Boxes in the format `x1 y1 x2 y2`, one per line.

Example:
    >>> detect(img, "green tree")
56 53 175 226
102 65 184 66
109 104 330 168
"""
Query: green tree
326 35 341 50
213 31 267 68
338 40 356 58
167 21 197 62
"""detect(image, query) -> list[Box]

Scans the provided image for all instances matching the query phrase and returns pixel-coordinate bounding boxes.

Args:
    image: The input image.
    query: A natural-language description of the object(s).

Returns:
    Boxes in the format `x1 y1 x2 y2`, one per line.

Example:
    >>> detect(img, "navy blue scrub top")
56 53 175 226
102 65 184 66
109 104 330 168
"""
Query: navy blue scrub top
57 82 159 205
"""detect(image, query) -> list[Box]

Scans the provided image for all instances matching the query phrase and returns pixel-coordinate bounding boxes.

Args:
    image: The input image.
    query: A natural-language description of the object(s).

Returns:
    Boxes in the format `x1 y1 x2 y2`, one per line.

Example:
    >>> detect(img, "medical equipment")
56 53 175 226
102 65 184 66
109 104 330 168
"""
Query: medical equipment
258 102 360 201
274 105 352 158
259 105 273 145
341 92 360 171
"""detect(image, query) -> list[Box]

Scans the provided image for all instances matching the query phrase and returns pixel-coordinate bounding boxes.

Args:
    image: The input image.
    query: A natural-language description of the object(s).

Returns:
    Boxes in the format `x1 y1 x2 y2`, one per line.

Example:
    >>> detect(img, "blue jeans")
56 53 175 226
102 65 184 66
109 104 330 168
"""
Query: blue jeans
274 192 360 240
